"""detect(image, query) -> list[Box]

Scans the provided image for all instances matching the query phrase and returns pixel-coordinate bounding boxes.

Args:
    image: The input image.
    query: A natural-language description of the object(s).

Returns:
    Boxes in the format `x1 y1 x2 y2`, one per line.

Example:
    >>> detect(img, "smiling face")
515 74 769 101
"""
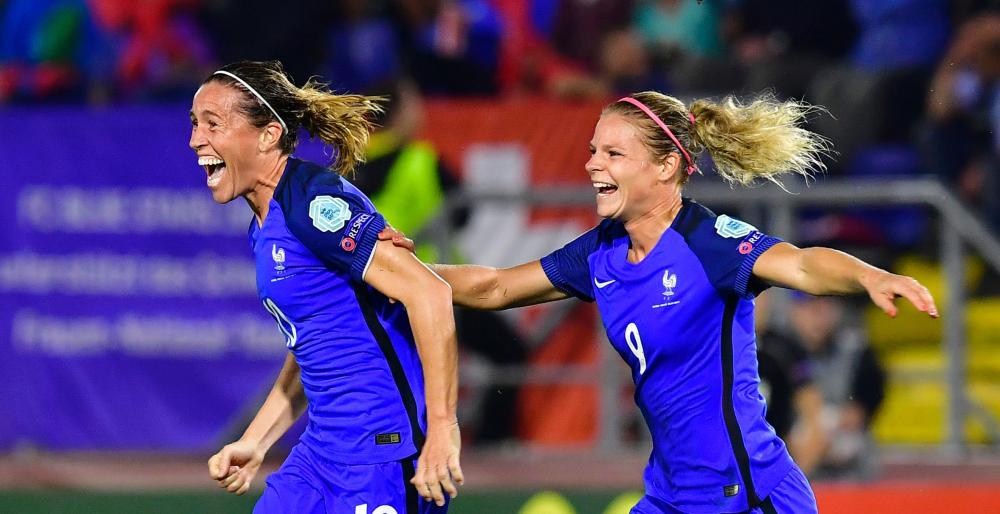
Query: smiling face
587 113 677 221
189 81 272 204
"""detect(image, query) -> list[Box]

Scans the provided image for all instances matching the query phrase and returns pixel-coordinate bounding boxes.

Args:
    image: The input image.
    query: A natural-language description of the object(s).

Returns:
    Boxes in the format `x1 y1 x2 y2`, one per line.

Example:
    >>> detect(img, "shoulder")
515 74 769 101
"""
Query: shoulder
673 199 749 241
276 158 375 221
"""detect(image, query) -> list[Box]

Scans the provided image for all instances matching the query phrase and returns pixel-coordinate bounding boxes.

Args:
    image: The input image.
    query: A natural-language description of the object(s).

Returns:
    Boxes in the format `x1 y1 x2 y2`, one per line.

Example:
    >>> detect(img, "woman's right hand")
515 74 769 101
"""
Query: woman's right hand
207 439 265 495
378 224 415 253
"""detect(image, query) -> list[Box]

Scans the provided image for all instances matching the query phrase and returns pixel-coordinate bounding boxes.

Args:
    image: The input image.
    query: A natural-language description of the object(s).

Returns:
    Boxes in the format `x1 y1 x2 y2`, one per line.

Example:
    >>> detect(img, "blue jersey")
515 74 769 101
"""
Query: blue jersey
541 199 796 513
250 158 426 465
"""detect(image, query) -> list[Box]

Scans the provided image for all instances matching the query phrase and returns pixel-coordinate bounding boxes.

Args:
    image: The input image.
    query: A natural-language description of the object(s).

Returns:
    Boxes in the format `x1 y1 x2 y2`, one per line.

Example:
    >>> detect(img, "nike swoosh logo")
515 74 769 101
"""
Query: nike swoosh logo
594 278 616 289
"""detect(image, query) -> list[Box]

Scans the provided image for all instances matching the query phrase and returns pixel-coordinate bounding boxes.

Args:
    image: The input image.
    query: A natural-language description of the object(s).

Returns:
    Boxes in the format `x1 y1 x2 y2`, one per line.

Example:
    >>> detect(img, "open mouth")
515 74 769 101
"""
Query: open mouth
593 181 619 196
198 156 226 187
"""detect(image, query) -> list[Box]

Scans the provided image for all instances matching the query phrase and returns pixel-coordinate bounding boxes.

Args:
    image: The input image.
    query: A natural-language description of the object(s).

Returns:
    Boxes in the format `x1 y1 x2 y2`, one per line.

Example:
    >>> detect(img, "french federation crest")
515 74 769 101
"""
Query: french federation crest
272 244 286 272
309 196 351 233
662 269 677 297
714 215 757 238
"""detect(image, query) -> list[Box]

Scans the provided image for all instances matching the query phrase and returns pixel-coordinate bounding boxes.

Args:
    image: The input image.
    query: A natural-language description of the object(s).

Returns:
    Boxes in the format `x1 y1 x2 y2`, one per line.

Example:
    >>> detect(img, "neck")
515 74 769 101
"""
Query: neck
623 192 683 263
245 153 289 225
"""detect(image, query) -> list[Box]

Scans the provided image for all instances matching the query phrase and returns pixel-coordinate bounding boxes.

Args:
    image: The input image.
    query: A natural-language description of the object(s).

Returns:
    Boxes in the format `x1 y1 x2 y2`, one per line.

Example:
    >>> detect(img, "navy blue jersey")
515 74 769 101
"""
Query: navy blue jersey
250 158 426 465
541 199 796 513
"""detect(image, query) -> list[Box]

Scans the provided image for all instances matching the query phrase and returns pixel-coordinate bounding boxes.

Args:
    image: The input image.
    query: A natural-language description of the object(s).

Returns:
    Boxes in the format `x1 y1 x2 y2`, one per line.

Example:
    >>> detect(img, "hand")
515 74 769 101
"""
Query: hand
378 224 415 253
861 270 939 319
207 439 265 495
410 421 464 506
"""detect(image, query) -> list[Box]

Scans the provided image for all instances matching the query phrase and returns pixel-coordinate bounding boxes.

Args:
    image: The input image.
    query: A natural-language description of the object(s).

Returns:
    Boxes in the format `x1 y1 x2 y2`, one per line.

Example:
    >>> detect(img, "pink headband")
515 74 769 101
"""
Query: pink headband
617 97 697 175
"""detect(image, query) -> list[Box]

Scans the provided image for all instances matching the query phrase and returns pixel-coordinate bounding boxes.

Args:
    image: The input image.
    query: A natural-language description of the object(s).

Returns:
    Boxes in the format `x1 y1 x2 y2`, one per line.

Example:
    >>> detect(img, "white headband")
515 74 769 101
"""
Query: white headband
213 70 289 134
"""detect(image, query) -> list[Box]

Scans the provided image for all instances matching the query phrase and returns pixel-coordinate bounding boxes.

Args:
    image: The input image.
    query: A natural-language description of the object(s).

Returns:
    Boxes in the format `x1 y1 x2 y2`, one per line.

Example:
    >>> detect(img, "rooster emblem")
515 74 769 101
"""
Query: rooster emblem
272 244 286 272
662 269 676 297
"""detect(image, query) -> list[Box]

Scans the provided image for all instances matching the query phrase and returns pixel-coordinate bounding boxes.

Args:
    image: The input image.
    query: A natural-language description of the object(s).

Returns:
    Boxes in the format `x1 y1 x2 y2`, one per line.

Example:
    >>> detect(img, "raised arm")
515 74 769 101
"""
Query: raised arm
363 240 463 506
430 261 570 310
752 242 939 318
208 352 306 495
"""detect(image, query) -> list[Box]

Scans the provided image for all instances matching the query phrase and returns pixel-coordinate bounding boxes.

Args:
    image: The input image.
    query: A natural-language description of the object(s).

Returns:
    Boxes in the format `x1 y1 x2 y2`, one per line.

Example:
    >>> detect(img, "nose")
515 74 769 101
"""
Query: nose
189 123 206 152
586 154 602 175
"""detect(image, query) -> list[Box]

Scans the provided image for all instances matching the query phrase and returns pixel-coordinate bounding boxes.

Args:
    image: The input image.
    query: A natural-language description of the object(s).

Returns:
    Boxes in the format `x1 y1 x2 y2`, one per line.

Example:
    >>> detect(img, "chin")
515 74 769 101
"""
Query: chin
210 189 236 204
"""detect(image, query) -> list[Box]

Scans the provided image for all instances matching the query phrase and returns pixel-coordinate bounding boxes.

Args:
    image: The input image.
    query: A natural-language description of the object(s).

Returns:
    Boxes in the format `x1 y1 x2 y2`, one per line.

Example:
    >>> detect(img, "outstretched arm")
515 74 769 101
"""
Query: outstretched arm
363 240 463 506
752 242 939 318
430 262 569 310
208 352 306 495
377 226 569 310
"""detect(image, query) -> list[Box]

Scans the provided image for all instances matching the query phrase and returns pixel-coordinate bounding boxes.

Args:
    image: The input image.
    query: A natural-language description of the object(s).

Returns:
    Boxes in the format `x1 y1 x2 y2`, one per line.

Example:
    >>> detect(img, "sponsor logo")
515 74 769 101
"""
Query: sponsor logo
309 196 352 233
723 484 740 497
339 213 372 253
738 231 764 255
375 432 401 445
714 215 757 238
594 277 616 289
271 244 286 271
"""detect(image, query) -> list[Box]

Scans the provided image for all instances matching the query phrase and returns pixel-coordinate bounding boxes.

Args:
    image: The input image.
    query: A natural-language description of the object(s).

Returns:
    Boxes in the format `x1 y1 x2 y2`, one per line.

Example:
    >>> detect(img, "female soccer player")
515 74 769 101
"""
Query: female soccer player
392 92 938 513
189 60 462 513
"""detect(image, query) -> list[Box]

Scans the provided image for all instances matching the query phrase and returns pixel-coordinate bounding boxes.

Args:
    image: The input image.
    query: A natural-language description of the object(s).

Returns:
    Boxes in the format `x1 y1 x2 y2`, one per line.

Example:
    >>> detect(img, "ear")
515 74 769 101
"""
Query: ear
658 153 682 183
258 122 284 152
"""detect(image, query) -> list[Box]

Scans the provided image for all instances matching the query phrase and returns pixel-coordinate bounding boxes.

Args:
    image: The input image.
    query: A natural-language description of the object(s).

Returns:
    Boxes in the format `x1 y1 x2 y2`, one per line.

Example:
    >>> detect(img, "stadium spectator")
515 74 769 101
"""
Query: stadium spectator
388 91 938 512
790 294 886 481
924 13 1000 233
754 291 828 477
632 0 725 59
0 0 113 102
723 0 858 99
88 0 214 100
189 60 462 510
407 0 503 95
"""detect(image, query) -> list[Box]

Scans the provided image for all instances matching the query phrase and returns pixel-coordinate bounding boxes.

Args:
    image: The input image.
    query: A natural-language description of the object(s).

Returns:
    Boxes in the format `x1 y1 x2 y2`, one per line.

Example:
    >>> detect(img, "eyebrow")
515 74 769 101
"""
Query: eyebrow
190 108 222 120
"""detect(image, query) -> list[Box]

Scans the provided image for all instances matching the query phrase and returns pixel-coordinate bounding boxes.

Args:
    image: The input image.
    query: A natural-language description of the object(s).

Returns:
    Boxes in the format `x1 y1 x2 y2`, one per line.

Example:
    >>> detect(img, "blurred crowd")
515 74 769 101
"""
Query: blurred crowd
2 0 999 237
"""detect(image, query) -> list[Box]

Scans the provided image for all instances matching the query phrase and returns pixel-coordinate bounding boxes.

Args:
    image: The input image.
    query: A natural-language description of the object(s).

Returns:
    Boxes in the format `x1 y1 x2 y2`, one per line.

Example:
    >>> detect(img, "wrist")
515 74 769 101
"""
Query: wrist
857 267 885 292
427 415 459 428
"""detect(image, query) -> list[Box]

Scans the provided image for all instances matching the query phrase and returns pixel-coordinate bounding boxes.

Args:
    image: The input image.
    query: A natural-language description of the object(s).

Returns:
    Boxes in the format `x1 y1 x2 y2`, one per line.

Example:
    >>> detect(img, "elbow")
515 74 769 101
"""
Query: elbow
405 274 453 308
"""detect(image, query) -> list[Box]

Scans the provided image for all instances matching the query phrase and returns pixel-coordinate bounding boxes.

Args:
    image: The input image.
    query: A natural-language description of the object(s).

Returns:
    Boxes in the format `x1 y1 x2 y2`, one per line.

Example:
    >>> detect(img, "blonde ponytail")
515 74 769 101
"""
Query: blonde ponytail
298 80 384 176
688 94 830 187
607 91 831 188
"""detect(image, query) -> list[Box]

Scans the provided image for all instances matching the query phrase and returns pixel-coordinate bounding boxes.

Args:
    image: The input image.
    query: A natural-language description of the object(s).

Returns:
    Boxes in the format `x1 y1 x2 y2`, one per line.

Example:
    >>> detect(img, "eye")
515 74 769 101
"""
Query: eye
208 120 219 129
588 147 596 155
190 118 198 127
609 150 622 157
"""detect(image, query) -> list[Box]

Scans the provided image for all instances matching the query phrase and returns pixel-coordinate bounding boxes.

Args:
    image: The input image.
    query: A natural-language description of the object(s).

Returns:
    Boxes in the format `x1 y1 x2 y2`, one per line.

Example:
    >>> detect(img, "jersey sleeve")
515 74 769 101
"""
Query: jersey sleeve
286 190 387 282
539 226 602 302
689 214 782 298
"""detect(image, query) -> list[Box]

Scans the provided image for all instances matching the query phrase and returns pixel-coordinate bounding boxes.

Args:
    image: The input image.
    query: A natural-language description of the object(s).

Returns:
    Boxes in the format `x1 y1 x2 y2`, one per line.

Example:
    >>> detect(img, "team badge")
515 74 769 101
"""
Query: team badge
714 215 756 238
309 196 352 233
662 269 677 297
271 244 286 271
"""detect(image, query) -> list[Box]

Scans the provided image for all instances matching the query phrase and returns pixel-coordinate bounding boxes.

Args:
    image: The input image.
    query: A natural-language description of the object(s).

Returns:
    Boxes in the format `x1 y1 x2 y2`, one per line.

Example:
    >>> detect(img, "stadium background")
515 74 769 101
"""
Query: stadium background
2 0 1000 512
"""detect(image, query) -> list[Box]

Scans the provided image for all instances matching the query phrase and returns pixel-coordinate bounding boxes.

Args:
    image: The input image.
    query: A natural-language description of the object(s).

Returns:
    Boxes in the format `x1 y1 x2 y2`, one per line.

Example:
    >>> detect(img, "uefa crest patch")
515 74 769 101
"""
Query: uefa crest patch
714 215 756 238
309 196 351 233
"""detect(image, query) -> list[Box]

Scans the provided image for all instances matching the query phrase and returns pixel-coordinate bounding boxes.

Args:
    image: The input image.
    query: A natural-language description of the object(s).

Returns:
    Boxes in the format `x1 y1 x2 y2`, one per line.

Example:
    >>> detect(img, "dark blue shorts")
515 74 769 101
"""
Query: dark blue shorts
253 444 449 514
630 466 817 514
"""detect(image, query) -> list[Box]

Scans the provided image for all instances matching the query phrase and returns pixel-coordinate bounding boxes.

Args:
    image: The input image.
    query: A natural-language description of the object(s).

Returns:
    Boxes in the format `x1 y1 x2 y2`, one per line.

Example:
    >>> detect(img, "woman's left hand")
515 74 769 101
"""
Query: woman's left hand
861 270 939 318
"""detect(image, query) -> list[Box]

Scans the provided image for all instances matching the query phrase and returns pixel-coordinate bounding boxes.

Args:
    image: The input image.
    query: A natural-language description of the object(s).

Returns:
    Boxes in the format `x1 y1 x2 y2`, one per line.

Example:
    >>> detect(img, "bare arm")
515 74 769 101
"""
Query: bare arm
752 242 939 318
363 240 463 506
377 226 569 310
208 352 306 494
429 261 569 310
